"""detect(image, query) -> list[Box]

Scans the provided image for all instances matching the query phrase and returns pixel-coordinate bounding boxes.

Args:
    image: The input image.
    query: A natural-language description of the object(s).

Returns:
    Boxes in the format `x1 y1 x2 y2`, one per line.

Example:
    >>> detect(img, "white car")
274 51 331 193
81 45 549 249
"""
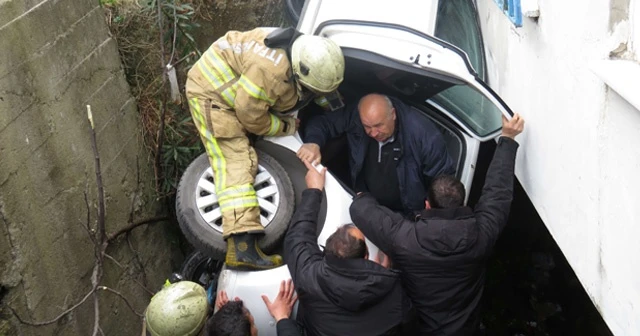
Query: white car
176 0 514 334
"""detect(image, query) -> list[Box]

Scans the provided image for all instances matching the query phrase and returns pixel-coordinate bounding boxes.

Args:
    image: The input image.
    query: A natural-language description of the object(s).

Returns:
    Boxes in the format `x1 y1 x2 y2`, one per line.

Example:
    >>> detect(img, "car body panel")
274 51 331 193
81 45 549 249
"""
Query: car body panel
298 0 439 37
217 265 296 331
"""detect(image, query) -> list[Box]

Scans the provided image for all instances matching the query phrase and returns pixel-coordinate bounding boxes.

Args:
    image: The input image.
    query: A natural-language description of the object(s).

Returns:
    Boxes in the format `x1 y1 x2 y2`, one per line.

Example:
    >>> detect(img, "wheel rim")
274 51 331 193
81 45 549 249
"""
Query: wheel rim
195 165 280 233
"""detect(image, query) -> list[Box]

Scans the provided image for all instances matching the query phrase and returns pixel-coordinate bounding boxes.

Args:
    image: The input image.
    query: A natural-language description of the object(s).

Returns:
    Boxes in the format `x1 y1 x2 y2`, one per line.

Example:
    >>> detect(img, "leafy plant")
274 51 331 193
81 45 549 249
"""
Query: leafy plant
152 1 202 196
102 0 203 198
160 110 203 195
99 0 118 8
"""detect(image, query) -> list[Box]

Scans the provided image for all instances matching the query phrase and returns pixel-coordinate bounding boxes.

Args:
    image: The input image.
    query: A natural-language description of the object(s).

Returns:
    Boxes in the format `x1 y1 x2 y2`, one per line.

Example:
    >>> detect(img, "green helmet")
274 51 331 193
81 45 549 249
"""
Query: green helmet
291 35 345 94
145 281 208 336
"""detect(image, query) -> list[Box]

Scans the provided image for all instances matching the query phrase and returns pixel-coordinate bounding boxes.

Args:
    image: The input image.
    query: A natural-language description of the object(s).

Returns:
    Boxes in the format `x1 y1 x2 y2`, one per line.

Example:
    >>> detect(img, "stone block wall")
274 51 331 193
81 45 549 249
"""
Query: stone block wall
0 0 179 334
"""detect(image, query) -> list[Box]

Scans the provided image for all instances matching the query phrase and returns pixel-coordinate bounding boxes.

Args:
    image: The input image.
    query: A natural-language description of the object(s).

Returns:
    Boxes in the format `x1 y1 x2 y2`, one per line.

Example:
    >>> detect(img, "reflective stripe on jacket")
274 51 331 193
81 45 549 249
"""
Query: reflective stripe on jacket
187 28 299 136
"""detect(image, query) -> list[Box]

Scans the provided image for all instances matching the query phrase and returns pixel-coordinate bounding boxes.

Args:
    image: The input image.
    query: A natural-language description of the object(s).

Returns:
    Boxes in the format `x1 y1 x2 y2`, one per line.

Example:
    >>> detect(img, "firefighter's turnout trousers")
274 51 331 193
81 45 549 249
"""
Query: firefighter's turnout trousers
186 28 299 238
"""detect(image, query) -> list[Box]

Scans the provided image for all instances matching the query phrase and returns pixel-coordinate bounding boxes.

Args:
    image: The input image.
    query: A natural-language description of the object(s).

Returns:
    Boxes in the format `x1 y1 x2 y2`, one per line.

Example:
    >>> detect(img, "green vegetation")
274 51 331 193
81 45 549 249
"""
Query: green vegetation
102 0 203 197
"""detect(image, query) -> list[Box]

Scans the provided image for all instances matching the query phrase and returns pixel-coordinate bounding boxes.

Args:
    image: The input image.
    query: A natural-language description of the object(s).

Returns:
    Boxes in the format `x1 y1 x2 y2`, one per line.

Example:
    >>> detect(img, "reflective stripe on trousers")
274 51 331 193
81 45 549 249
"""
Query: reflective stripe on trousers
187 96 263 236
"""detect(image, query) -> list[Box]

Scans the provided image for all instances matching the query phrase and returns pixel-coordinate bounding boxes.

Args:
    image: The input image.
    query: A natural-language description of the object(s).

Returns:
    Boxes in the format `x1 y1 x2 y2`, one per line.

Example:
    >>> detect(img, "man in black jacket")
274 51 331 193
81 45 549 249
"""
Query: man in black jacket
349 114 525 335
297 93 454 216
284 160 405 336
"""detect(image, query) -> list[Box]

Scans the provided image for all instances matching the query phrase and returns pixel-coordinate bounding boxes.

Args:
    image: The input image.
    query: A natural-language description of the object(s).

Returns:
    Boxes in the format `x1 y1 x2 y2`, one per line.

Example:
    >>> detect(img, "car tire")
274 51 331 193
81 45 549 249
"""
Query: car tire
176 150 295 258
180 250 221 287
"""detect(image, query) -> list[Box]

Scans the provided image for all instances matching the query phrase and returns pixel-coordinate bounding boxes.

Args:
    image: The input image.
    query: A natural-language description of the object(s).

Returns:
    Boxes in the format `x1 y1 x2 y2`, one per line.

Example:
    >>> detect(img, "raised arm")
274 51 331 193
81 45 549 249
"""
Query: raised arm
284 189 324 288
349 193 407 254
475 114 524 253
284 161 328 289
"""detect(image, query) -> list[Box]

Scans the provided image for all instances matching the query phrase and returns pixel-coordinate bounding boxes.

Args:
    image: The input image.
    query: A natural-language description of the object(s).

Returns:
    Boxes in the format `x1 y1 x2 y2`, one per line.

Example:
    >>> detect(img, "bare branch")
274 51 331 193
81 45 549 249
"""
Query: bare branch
98 286 144 317
133 278 155 297
127 234 149 290
105 250 154 295
104 253 124 268
87 105 107 336
141 318 147 336
9 104 151 330
87 105 106 250
57 294 71 311
83 190 97 245
90 258 103 336
92 292 100 336
106 216 168 242
7 287 96 326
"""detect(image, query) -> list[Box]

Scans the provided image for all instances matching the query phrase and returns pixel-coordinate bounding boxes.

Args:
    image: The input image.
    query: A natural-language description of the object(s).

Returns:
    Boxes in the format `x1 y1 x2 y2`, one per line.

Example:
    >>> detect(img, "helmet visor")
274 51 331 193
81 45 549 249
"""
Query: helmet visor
322 91 344 111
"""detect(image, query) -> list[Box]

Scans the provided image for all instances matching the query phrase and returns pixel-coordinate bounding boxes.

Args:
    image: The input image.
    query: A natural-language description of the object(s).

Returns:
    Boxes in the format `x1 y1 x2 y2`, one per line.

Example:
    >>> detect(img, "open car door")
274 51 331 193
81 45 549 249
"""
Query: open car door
315 21 514 141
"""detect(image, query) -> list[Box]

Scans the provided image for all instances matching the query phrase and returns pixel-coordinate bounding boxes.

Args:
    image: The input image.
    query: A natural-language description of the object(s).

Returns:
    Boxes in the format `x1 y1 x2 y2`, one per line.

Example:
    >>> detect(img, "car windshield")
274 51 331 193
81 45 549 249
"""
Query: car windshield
432 0 502 137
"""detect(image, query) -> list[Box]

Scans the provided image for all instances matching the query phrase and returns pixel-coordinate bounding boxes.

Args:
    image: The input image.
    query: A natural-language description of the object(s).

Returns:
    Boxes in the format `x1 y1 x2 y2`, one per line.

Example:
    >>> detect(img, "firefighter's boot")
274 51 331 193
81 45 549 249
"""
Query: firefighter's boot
225 233 283 270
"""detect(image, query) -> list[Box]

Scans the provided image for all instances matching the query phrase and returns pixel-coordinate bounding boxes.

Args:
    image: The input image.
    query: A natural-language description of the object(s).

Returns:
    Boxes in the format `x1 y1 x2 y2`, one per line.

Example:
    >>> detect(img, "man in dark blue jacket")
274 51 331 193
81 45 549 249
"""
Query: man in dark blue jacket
298 93 454 216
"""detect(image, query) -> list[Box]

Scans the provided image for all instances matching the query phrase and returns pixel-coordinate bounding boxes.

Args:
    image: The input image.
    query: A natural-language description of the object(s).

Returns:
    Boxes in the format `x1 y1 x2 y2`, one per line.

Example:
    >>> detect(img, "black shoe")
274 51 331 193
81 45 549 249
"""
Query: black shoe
225 233 283 270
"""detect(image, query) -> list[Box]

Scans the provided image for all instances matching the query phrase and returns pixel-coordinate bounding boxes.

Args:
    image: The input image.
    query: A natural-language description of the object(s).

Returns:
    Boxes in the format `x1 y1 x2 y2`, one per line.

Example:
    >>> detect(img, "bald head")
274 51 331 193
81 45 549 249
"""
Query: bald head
358 94 396 142
358 94 393 117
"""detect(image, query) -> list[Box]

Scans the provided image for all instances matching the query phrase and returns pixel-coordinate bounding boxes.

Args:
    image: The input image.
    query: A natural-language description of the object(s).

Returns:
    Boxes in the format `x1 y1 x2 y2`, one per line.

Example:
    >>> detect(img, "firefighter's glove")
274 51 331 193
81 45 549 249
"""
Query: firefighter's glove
278 117 298 136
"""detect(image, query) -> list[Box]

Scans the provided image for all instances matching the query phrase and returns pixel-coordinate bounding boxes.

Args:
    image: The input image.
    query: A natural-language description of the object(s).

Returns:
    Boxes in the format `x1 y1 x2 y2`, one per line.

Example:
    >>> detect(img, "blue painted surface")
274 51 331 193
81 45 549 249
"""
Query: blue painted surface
493 0 523 27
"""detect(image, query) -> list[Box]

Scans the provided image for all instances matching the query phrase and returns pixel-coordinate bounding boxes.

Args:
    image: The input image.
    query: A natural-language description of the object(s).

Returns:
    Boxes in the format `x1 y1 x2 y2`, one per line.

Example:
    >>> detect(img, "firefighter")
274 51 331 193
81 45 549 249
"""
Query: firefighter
186 27 345 270
145 281 209 336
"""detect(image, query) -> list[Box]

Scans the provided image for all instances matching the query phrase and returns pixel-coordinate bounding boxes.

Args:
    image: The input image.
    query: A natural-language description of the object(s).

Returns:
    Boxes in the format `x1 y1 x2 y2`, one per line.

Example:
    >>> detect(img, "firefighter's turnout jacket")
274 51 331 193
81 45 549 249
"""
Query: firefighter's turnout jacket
186 27 299 237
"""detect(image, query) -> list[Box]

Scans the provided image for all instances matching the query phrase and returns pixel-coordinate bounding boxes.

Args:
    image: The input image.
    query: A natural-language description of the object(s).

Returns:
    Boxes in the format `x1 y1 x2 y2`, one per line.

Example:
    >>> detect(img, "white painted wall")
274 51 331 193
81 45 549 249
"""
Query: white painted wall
476 0 640 335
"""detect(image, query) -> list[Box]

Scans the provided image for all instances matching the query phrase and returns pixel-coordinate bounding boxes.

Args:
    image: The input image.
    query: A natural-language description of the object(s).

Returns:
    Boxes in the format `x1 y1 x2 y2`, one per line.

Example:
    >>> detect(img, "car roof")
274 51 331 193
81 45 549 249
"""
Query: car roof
299 0 439 36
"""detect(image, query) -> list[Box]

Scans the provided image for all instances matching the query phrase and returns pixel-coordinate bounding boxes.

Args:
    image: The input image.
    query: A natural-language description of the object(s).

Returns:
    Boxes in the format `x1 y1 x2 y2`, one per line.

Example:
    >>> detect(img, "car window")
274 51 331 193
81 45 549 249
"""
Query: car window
430 85 502 137
433 0 501 137
434 0 485 78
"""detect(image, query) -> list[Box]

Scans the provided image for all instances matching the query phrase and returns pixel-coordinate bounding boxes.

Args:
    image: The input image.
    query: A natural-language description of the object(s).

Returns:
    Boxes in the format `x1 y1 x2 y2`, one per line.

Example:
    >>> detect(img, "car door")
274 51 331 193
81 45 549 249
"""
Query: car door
314 22 513 126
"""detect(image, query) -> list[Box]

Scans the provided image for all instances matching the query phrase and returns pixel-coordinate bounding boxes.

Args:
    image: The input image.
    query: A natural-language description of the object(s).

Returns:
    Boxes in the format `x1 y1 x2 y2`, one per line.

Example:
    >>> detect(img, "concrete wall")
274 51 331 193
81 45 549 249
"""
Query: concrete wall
0 0 179 334
476 0 640 335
